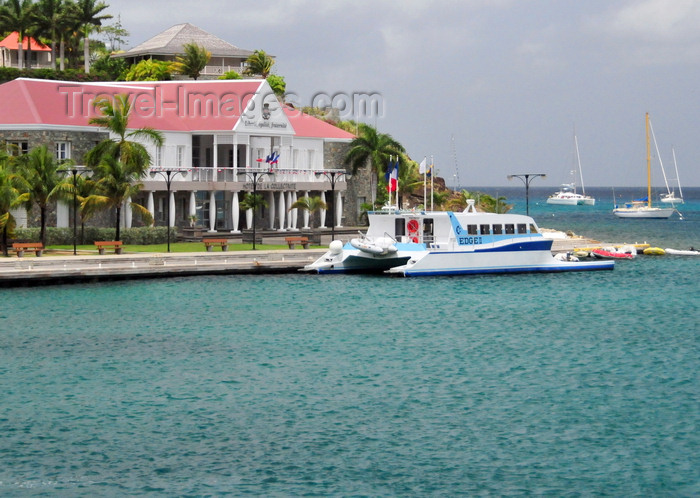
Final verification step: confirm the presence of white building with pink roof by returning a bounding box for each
[0,78,359,233]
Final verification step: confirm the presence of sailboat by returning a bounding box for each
[547,133,595,206]
[613,113,675,219]
[660,148,684,204]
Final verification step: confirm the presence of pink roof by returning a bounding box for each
[0,32,50,51]
[0,78,355,140]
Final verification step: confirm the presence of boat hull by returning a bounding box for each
[386,241,614,276]
[613,207,675,218]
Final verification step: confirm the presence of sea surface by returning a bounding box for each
[1,187,699,496]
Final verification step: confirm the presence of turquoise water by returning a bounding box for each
[1,188,699,496]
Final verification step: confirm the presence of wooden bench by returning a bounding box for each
[285,236,310,249]
[203,238,229,251]
[94,240,123,255]
[12,242,44,257]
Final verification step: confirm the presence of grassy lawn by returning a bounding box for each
[45,242,323,253]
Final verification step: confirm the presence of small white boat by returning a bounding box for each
[304,200,614,276]
[664,248,700,256]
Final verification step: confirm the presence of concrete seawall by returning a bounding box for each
[0,250,327,286]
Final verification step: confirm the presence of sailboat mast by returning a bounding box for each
[574,134,586,195]
[646,112,652,207]
[649,117,671,196]
[672,148,684,200]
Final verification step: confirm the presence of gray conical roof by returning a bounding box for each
[121,23,255,58]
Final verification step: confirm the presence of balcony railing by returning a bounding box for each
[200,65,248,76]
[147,167,348,185]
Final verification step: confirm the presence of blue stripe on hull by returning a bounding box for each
[401,262,614,277]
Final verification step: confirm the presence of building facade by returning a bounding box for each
[0,78,360,233]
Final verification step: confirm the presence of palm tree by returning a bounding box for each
[171,42,211,80]
[0,155,30,256]
[239,192,267,211]
[86,93,164,174]
[15,145,69,246]
[74,0,111,73]
[32,0,74,70]
[289,195,327,227]
[83,155,152,241]
[244,50,274,78]
[344,123,405,204]
[289,195,327,213]
[0,0,35,70]
[71,173,99,244]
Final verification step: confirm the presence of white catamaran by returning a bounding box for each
[547,134,595,206]
[304,200,614,276]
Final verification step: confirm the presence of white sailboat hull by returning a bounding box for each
[660,194,683,204]
[613,206,675,218]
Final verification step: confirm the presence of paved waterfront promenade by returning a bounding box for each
[0,250,327,286]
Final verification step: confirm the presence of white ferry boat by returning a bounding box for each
[304,201,614,276]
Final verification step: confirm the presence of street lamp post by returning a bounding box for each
[149,168,186,252]
[315,169,350,243]
[507,173,546,216]
[243,168,272,250]
[58,165,88,255]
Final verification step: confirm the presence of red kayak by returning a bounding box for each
[591,248,635,260]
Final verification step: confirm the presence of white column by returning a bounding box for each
[56,201,69,228]
[286,191,294,230]
[189,191,196,217]
[168,191,176,227]
[291,191,299,230]
[147,191,155,224]
[124,197,133,229]
[320,191,327,228]
[208,191,217,232]
[336,191,343,228]
[277,191,286,231]
[246,208,253,229]
[231,191,240,233]
[268,191,276,229]
[302,191,310,229]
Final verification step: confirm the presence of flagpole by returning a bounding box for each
[422,156,427,211]
[396,157,399,209]
[430,155,434,211]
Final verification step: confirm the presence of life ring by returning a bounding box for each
[407,219,419,233]
[411,236,420,243]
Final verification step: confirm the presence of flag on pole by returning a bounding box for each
[419,157,427,174]
[385,155,393,183]
[270,152,279,164]
[426,161,432,178]
[387,160,398,192]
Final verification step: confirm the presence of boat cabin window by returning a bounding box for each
[492,224,503,235]
[529,224,538,234]
[467,224,478,235]
[479,224,490,235]
[505,224,515,234]
[423,218,434,235]
[395,218,405,237]
[517,224,527,234]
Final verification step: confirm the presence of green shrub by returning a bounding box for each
[14,226,176,245]
[0,67,20,83]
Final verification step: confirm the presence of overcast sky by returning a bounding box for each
[103,0,700,187]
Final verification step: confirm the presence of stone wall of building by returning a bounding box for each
[0,129,108,164]
[323,140,370,227]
